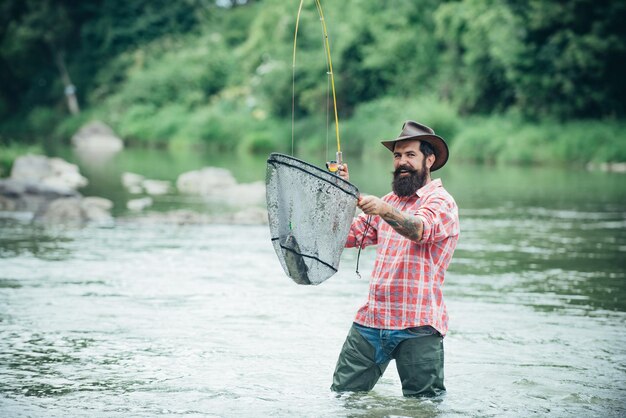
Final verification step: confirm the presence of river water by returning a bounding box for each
[1,150,625,417]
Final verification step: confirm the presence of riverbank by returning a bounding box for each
[331,97,626,168]
[2,114,626,210]
[5,104,625,172]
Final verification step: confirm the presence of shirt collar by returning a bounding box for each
[416,178,442,198]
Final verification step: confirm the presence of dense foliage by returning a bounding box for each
[1,0,624,163]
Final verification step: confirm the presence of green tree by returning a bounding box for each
[334,0,441,113]
[0,0,82,122]
[0,0,207,139]
[433,0,626,119]
[511,0,626,118]
[434,0,521,114]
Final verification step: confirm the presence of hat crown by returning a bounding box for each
[400,120,435,138]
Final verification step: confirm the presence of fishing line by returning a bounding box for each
[325,60,331,162]
[291,1,364,281]
[355,215,373,279]
[315,1,332,162]
[292,0,342,161]
[291,0,305,157]
[314,0,341,159]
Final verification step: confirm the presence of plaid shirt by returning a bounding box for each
[346,179,459,335]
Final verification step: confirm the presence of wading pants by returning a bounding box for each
[331,323,445,397]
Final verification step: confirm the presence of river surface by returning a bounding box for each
[1,149,625,417]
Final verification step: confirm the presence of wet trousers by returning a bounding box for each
[331,323,445,397]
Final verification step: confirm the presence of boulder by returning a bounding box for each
[0,178,79,212]
[141,179,170,195]
[71,121,123,153]
[121,172,170,195]
[1,155,113,226]
[10,154,49,182]
[83,196,114,220]
[33,197,113,226]
[177,167,237,195]
[176,167,266,207]
[121,172,145,189]
[10,154,87,190]
[34,198,85,226]
[127,197,153,212]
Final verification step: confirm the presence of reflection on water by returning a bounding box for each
[0,222,74,260]
[1,150,625,416]
[454,205,626,312]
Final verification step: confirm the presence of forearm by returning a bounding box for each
[380,204,423,241]
[358,195,423,241]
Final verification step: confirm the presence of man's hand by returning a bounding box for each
[358,195,390,216]
[337,163,349,182]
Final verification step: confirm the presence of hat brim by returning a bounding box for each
[381,134,449,171]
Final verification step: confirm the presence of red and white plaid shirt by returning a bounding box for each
[346,178,459,335]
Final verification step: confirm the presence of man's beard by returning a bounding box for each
[392,160,428,197]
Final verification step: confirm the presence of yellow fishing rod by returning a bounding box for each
[292,0,343,171]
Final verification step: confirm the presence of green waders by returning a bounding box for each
[331,324,445,397]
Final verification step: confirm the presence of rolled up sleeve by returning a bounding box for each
[345,213,379,248]
[415,196,459,244]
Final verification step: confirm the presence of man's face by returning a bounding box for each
[391,140,433,197]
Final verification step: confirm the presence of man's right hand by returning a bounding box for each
[337,163,349,182]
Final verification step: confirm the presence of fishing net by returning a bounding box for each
[266,153,359,285]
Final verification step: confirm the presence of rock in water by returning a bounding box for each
[10,155,87,190]
[71,121,123,153]
[176,167,237,195]
[1,155,113,226]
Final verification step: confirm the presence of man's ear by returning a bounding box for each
[425,154,436,170]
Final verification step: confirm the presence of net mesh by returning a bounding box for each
[266,153,359,285]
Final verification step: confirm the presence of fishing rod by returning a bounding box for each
[292,0,343,173]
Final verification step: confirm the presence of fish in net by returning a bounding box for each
[266,153,359,285]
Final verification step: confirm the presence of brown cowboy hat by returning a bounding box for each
[381,120,449,171]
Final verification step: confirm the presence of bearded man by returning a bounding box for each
[332,120,460,397]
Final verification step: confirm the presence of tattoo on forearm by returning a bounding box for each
[382,207,423,241]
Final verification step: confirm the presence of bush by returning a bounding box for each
[551,121,626,164]
[450,116,626,166]
[238,132,278,155]
[451,117,513,164]
[496,123,553,165]
[106,34,235,108]
[114,103,159,141]
[27,107,60,134]
[53,111,96,142]
[340,96,461,156]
